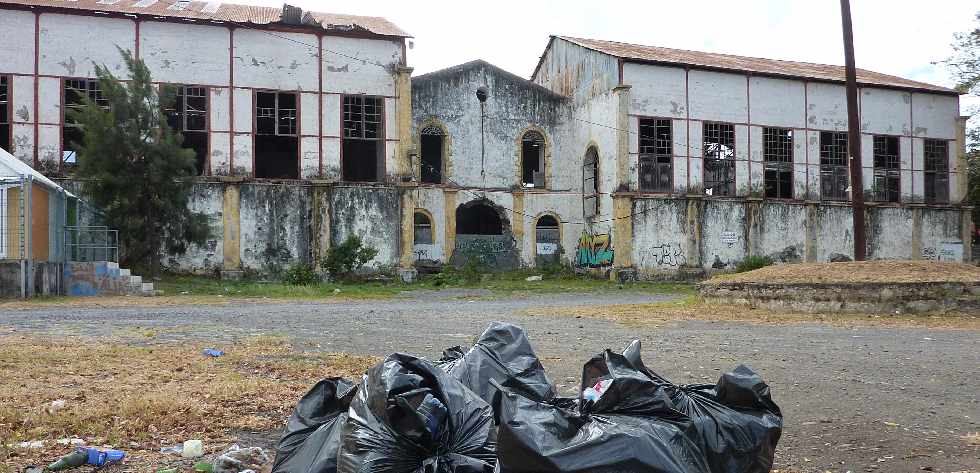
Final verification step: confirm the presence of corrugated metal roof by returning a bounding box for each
[0,0,410,37]
[556,36,957,95]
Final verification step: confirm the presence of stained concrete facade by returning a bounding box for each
[0,2,972,278]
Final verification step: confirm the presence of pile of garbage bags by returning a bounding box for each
[271,322,782,473]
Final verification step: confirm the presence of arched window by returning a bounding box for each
[414,211,433,244]
[420,125,444,184]
[583,147,599,218]
[456,202,503,235]
[535,215,560,257]
[521,130,545,188]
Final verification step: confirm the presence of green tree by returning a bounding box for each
[69,48,209,274]
[943,12,980,228]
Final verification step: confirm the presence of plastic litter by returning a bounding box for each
[202,348,225,357]
[46,447,125,471]
[437,322,555,403]
[182,439,204,458]
[336,353,496,473]
[271,378,356,473]
[213,444,270,473]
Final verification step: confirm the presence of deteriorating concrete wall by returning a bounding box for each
[532,38,620,104]
[239,184,311,272]
[164,184,224,274]
[329,186,400,268]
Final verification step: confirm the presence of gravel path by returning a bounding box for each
[2,289,977,473]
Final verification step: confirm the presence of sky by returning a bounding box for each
[239,0,978,114]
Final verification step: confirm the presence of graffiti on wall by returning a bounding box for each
[649,243,687,267]
[450,235,520,270]
[576,232,614,268]
[922,241,963,262]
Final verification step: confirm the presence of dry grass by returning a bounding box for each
[521,296,980,330]
[965,432,980,446]
[0,335,377,472]
[704,261,980,285]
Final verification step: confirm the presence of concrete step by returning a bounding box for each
[119,268,131,277]
[129,275,142,286]
[141,282,154,293]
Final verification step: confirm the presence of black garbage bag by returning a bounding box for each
[620,340,783,473]
[337,353,496,473]
[437,322,555,403]
[271,378,357,473]
[495,348,711,473]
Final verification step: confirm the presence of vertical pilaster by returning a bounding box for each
[962,209,973,263]
[612,195,633,271]
[310,184,330,266]
[953,116,969,204]
[399,190,414,269]
[686,198,703,268]
[613,85,632,192]
[910,207,923,260]
[444,189,457,262]
[512,192,525,265]
[222,183,240,270]
[804,203,818,262]
[396,66,415,179]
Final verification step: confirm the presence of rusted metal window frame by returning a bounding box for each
[341,94,385,182]
[164,85,208,133]
[702,121,736,197]
[638,117,673,193]
[872,135,901,203]
[62,78,108,166]
[0,75,9,152]
[582,146,599,218]
[419,124,445,184]
[762,127,793,199]
[819,131,849,201]
[256,90,298,137]
[413,211,433,245]
[923,138,949,204]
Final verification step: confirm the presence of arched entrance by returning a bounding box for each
[451,199,518,270]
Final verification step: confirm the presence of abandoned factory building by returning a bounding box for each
[0,0,972,279]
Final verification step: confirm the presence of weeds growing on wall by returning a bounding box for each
[734,256,774,273]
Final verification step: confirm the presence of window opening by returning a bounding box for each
[763,127,793,199]
[703,122,735,196]
[63,78,108,167]
[924,139,949,204]
[255,91,298,179]
[163,85,209,175]
[413,212,433,245]
[639,118,672,192]
[521,131,545,188]
[819,131,849,200]
[0,76,9,152]
[582,147,599,218]
[872,135,900,202]
[342,95,384,182]
[420,125,443,184]
[456,203,502,235]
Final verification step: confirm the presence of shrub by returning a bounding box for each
[735,255,774,273]
[282,263,319,286]
[321,236,378,280]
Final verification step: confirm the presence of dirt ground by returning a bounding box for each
[705,260,980,284]
[0,288,977,473]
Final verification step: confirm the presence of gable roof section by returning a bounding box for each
[0,147,72,196]
[539,36,957,95]
[414,59,570,102]
[0,0,410,38]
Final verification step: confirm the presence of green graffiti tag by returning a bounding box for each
[576,232,614,268]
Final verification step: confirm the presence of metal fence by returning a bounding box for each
[64,226,118,263]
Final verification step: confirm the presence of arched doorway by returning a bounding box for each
[535,214,561,267]
[452,200,517,270]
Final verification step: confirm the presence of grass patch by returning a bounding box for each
[521,297,980,330]
[155,270,692,300]
[0,335,376,472]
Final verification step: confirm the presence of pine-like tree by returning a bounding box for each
[69,48,209,274]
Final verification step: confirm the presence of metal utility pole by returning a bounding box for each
[840,0,867,261]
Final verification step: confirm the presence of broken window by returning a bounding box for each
[582,147,599,218]
[413,211,433,245]
[703,122,735,196]
[63,78,108,167]
[420,125,444,184]
[638,118,672,193]
[924,139,949,204]
[254,91,298,179]
[872,135,900,202]
[163,85,209,175]
[819,131,849,201]
[0,76,9,152]
[535,215,560,256]
[521,131,545,188]
[763,127,793,199]
[456,202,502,235]
[343,95,384,182]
